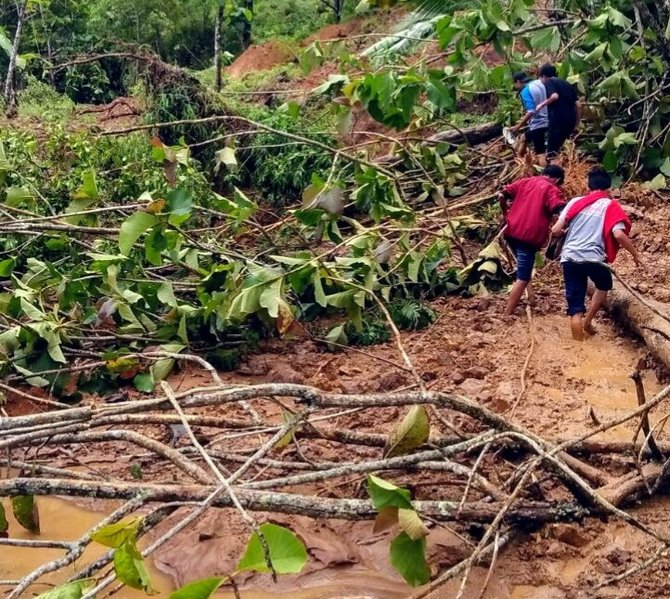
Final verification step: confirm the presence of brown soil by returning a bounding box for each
[5,180,670,598]
[226,41,298,79]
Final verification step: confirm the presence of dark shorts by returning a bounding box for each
[562,260,613,316]
[547,119,576,159]
[507,237,537,283]
[525,127,547,155]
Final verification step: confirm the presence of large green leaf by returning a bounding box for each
[35,581,93,599]
[384,405,430,458]
[5,186,34,207]
[367,475,413,510]
[389,533,430,587]
[134,373,155,393]
[150,343,185,382]
[215,147,238,173]
[91,517,142,549]
[113,540,154,593]
[166,188,193,226]
[73,168,100,201]
[0,503,7,538]
[169,577,225,599]
[237,523,308,575]
[12,495,40,533]
[119,212,157,256]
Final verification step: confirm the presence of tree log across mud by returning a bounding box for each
[607,282,670,369]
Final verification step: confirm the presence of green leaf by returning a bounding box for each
[91,517,142,549]
[158,283,178,308]
[215,147,238,173]
[389,533,430,587]
[384,405,430,458]
[133,373,155,393]
[274,410,297,450]
[166,188,193,226]
[237,523,307,575]
[12,495,40,533]
[114,540,154,593]
[35,581,93,599]
[145,228,167,266]
[530,26,560,52]
[660,157,670,177]
[0,258,15,277]
[119,212,157,256]
[325,324,348,350]
[169,578,225,599]
[367,475,413,510]
[584,42,607,63]
[0,503,7,538]
[602,150,618,173]
[5,186,34,207]
[644,174,666,190]
[150,344,184,382]
[425,77,456,112]
[606,6,632,29]
[73,168,100,201]
[613,132,637,148]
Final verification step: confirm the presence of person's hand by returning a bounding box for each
[509,124,519,133]
[634,256,646,270]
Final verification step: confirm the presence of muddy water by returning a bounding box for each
[0,497,174,597]
[0,497,406,599]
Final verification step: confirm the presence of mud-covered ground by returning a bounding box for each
[5,187,670,599]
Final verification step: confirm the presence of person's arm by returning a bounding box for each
[511,111,533,132]
[499,181,520,214]
[613,229,645,267]
[535,92,558,112]
[551,216,566,236]
[497,192,509,214]
[511,88,535,132]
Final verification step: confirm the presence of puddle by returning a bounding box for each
[0,497,408,599]
[0,496,174,596]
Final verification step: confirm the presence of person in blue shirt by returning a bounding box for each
[510,72,549,166]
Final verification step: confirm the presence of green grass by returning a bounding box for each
[17,76,76,123]
[252,0,338,43]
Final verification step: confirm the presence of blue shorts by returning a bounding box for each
[506,237,537,282]
[562,260,613,316]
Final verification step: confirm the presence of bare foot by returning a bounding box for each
[583,321,597,336]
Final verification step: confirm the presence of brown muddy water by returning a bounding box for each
[0,497,409,598]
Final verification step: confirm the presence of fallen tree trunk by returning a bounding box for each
[607,283,670,369]
[424,121,503,146]
[0,477,590,525]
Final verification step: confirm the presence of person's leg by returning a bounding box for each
[583,263,614,335]
[517,132,528,157]
[531,128,548,167]
[505,243,536,316]
[562,261,588,341]
[546,126,560,164]
[506,280,528,316]
[583,290,607,335]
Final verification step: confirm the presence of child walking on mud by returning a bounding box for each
[499,165,566,315]
[551,167,645,341]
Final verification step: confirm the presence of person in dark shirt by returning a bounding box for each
[498,164,566,315]
[535,64,581,163]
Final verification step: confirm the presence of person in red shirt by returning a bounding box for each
[498,165,566,315]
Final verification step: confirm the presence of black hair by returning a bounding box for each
[587,166,611,191]
[543,164,565,185]
[539,63,558,78]
[513,72,529,83]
